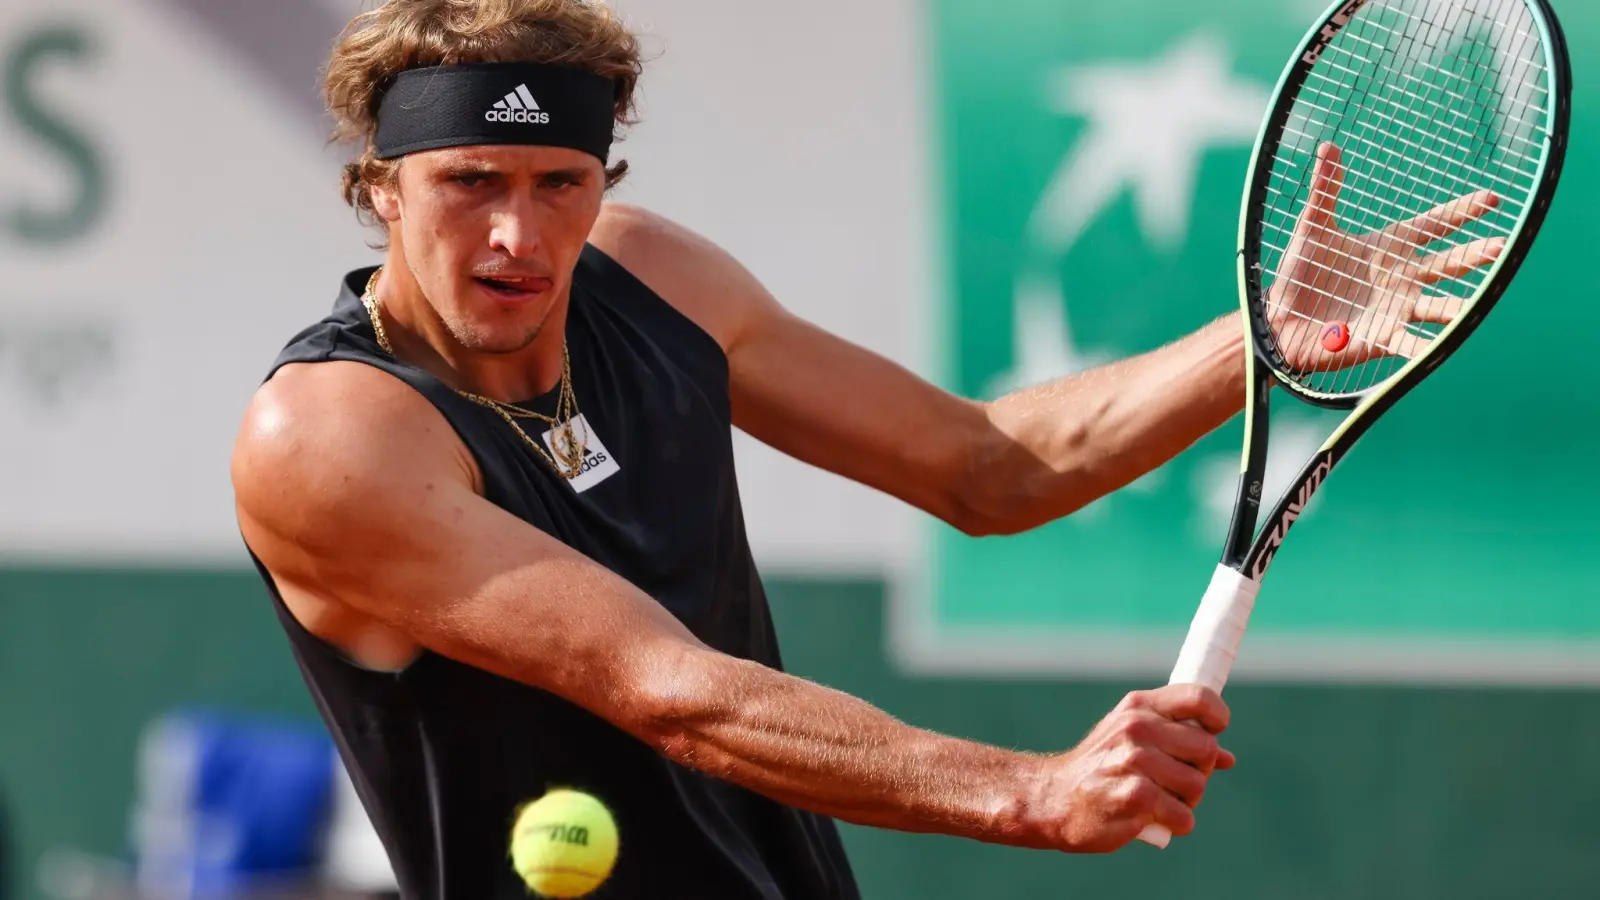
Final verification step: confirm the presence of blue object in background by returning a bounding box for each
[130,710,337,898]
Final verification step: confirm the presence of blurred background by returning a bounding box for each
[2,0,1598,898]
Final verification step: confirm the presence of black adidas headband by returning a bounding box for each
[372,62,616,162]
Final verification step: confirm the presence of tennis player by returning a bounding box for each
[230,1,1483,897]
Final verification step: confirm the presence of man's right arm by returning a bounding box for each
[231,361,1233,853]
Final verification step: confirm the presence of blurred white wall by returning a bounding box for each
[0,0,935,574]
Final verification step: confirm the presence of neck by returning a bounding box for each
[367,262,570,403]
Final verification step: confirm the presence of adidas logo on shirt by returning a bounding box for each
[486,84,550,124]
[539,413,621,493]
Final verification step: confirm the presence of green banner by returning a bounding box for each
[908,0,1600,683]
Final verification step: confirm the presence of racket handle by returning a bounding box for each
[1137,563,1261,850]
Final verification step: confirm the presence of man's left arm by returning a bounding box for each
[589,204,1249,537]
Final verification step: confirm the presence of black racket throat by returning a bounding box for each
[1226,326,1448,583]
[1222,354,1356,585]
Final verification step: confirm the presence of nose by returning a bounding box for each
[487,197,545,259]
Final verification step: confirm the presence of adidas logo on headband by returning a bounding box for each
[373,63,612,161]
[486,84,550,124]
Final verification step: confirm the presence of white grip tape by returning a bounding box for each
[1137,564,1261,850]
[1167,564,1261,693]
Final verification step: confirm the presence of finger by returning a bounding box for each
[1302,141,1346,231]
[1378,324,1431,360]
[1151,788,1198,839]
[1126,716,1224,770]
[1381,189,1500,247]
[1412,293,1464,325]
[1215,747,1237,771]
[1140,684,1231,734]
[1415,236,1506,286]
[1127,746,1210,808]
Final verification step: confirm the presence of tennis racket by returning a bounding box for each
[1138,0,1570,849]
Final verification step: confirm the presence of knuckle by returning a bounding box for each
[1120,690,1151,712]
[1116,743,1154,775]
[1120,714,1158,745]
[1120,778,1159,813]
[1106,775,1141,811]
[1178,683,1212,709]
[1175,684,1230,727]
[1156,684,1198,715]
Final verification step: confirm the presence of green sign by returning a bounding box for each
[907,0,1600,683]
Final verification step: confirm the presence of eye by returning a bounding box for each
[453,172,490,188]
[541,173,583,190]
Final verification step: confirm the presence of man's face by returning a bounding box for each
[374,145,606,354]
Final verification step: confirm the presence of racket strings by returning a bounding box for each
[1304,32,1548,155]
[1256,0,1551,396]
[1289,0,1544,393]
[1274,0,1535,310]
[1278,91,1537,200]
[1326,5,1545,224]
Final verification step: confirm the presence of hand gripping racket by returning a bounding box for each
[1138,0,1570,849]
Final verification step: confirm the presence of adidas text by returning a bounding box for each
[485,108,550,124]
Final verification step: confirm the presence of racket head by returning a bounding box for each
[1236,0,1571,411]
[1217,0,1570,579]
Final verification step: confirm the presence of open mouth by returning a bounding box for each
[474,276,552,300]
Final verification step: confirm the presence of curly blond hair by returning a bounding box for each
[324,0,644,231]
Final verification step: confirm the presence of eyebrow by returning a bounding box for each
[437,160,499,178]
[539,168,591,181]
[435,162,590,182]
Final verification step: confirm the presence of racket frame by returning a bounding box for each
[1140,0,1571,853]
[1225,0,1572,585]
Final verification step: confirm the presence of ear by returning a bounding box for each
[370,185,401,223]
[370,166,402,223]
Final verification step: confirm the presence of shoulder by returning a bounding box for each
[231,361,478,541]
[587,202,782,353]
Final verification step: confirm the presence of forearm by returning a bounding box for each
[635,645,1036,844]
[971,313,1249,534]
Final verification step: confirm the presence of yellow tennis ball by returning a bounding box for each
[508,789,619,898]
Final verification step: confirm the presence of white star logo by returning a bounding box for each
[986,32,1269,402]
[1026,32,1269,257]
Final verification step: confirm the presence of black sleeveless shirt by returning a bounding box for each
[244,246,861,900]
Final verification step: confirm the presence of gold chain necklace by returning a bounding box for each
[360,267,587,480]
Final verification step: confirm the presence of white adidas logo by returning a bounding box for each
[539,413,621,493]
[485,84,550,124]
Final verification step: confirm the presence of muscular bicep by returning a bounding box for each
[726,307,990,527]
[588,203,991,529]
[231,362,704,727]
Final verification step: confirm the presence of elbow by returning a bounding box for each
[947,483,1070,539]
[940,404,1021,537]
[941,460,1029,540]
[619,644,727,765]
[944,491,1016,538]
[944,409,1096,538]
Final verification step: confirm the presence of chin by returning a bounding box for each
[447,310,541,351]
[453,324,541,355]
